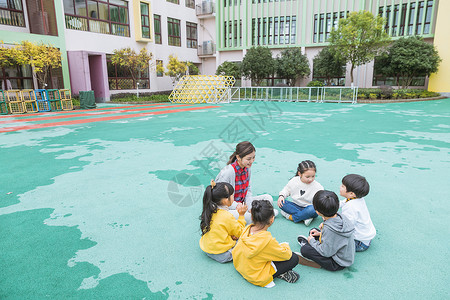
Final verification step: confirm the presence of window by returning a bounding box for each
[154,14,162,44]
[314,11,345,43]
[1,65,33,90]
[140,2,150,39]
[167,0,179,4]
[423,0,434,34]
[185,0,195,9]
[251,16,295,46]
[63,0,130,37]
[378,1,434,37]
[107,55,150,90]
[186,22,197,48]
[167,17,181,46]
[0,0,25,27]
[156,60,164,77]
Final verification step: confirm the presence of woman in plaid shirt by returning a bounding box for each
[216,141,278,223]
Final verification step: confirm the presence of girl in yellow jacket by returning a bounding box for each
[232,200,300,287]
[200,180,248,263]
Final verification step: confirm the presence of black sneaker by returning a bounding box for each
[297,235,308,247]
[277,270,300,283]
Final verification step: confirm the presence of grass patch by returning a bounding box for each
[110,94,170,103]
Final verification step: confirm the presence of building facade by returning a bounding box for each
[0,0,70,91]
[1,0,448,100]
[212,0,444,90]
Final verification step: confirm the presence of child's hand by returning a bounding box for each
[236,203,248,216]
[277,196,285,208]
[231,235,238,240]
[310,229,320,237]
[319,222,323,230]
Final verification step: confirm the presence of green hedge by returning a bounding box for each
[358,88,440,100]
[110,94,170,103]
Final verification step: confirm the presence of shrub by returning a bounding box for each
[307,80,324,87]
[369,93,378,99]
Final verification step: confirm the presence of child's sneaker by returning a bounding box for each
[277,270,299,283]
[297,235,308,247]
[304,218,313,226]
[279,209,291,220]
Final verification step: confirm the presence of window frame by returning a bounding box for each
[186,21,198,48]
[63,0,130,37]
[156,60,164,77]
[167,17,181,47]
[154,14,162,44]
[0,0,25,27]
[140,2,150,39]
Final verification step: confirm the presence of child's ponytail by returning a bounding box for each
[250,200,274,225]
[200,180,235,235]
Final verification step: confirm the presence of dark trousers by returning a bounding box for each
[273,253,298,277]
[300,243,345,271]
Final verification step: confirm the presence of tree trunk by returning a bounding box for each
[350,64,355,87]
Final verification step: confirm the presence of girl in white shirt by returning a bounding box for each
[277,160,324,226]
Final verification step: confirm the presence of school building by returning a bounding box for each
[0,0,449,101]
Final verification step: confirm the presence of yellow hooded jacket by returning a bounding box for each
[232,225,292,287]
[200,209,246,254]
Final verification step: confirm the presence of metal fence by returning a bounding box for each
[230,86,358,104]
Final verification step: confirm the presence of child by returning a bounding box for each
[278,160,323,226]
[297,190,355,271]
[232,200,300,288]
[199,180,248,263]
[339,174,376,252]
[216,141,277,223]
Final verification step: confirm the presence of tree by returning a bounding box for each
[187,62,200,75]
[328,11,391,86]
[241,46,275,86]
[374,36,441,89]
[216,61,241,79]
[8,41,62,89]
[313,47,346,86]
[111,47,152,94]
[275,47,310,86]
[164,54,187,85]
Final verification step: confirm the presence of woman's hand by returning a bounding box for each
[277,196,285,208]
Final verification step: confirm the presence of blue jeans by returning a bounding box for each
[205,249,233,263]
[355,240,370,252]
[280,200,318,223]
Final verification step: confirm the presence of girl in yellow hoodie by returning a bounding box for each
[232,200,300,287]
[200,180,248,263]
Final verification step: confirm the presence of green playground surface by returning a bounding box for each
[1,100,449,299]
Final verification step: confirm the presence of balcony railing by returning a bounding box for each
[65,15,130,37]
[198,41,216,56]
[0,9,25,27]
[196,2,215,16]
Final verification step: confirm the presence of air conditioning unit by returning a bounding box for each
[203,41,213,54]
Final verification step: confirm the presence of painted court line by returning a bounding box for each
[0,104,193,124]
[0,106,219,133]
[0,103,173,119]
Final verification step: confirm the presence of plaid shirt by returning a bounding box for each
[231,161,249,203]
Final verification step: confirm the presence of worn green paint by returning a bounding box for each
[1,100,450,298]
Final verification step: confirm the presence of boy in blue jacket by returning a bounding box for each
[297,190,355,271]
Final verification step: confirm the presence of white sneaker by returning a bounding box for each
[304,218,313,226]
[279,209,291,220]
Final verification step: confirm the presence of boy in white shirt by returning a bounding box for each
[339,174,376,252]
